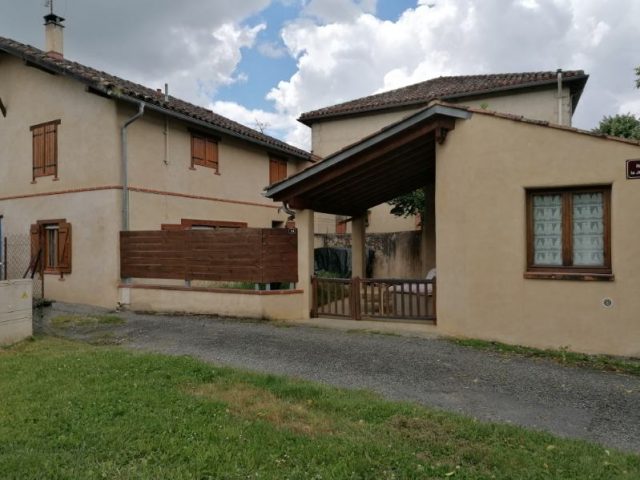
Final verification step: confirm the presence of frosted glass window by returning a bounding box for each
[572,192,604,266]
[532,194,562,266]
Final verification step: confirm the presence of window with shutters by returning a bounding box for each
[30,220,72,275]
[30,120,61,180]
[526,186,612,279]
[190,132,219,172]
[269,156,287,185]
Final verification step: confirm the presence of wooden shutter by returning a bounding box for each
[205,138,218,170]
[269,157,287,184]
[30,224,41,264]
[31,120,60,179]
[191,135,205,167]
[43,122,58,176]
[269,157,278,184]
[57,222,72,274]
[32,126,45,178]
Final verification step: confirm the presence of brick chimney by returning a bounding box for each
[44,13,65,59]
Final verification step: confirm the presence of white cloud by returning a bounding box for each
[0,0,270,105]
[217,0,640,151]
[303,0,377,22]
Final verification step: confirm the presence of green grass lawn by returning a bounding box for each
[452,338,640,377]
[1,338,638,479]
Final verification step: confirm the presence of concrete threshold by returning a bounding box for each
[288,317,440,339]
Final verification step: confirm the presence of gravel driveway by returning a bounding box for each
[41,303,640,453]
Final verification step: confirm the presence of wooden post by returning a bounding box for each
[432,280,437,323]
[351,276,361,320]
[310,276,318,318]
[3,237,7,280]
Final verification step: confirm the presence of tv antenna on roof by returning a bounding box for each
[45,0,54,15]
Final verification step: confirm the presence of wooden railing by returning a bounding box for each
[311,277,355,318]
[360,278,436,321]
[312,277,436,322]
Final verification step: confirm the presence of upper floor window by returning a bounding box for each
[526,186,611,278]
[191,132,219,172]
[30,119,61,180]
[269,156,287,185]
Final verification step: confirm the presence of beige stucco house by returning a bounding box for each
[268,91,640,358]
[301,70,588,235]
[0,17,311,308]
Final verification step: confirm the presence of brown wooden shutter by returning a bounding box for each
[279,158,287,181]
[192,135,205,167]
[44,122,58,176]
[57,222,72,274]
[30,224,41,264]
[269,157,278,184]
[205,138,218,170]
[32,126,45,178]
[269,157,287,184]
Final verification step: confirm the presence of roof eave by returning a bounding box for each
[298,74,589,126]
[0,43,310,162]
[267,104,471,200]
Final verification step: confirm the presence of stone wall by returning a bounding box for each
[315,231,423,279]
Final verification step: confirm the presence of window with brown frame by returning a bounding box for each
[30,220,72,274]
[31,119,61,180]
[526,186,611,279]
[269,156,287,185]
[161,219,247,231]
[190,132,219,172]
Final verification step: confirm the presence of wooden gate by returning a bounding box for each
[312,276,436,322]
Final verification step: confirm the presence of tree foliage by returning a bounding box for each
[636,65,640,89]
[593,113,640,140]
[388,189,425,218]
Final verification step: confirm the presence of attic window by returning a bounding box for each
[190,132,219,172]
[269,156,287,185]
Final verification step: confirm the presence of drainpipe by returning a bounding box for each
[121,102,145,231]
[556,69,563,125]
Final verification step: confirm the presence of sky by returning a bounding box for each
[1,0,639,150]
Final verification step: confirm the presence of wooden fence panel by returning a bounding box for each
[120,228,298,283]
[261,229,298,283]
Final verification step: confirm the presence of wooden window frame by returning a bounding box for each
[30,119,61,181]
[269,156,287,185]
[525,185,612,281]
[190,130,220,173]
[161,219,248,231]
[34,218,72,275]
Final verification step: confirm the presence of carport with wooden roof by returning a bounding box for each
[265,104,471,322]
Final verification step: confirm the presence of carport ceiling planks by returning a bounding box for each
[265,104,470,216]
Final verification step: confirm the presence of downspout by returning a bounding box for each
[121,102,145,231]
[556,69,563,125]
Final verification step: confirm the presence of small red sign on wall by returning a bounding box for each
[627,159,640,179]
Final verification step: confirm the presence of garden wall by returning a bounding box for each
[120,284,306,321]
[0,279,32,345]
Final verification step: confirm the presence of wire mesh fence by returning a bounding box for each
[3,234,43,299]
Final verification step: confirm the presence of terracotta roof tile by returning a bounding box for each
[0,36,310,160]
[299,71,588,124]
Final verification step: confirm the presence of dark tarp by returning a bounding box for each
[314,247,374,278]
